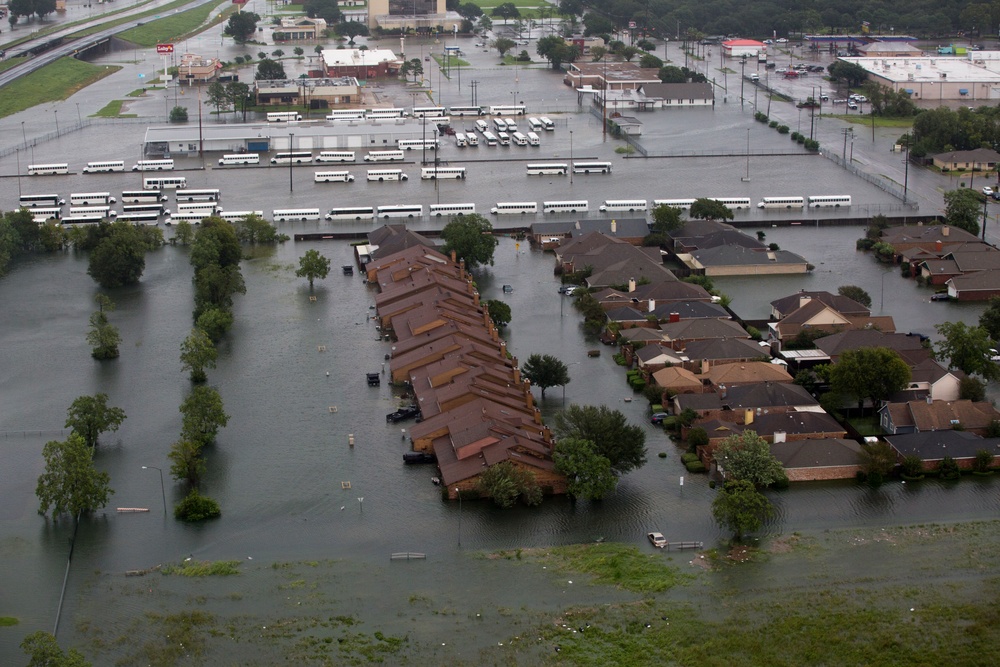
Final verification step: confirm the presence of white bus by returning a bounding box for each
[540,116,555,130]
[420,167,466,180]
[218,153,260,166]
[28,163,69,176]
[482,131,499,147]
[493,118,508,132]
[757,196,806,209]
[497,132,511,146]
[60,214,105,227]
[710,197,753,210]
[70,192,116,206]
[526,163,567,175]
[465,133,479,147]
[69,206,115,217]
[573,161,612,174]
[143,176,187,190]
[316,151,356,163]
[423,116,451,126]
[166,211,213,225]
[122,203,167,216]
[364,150,405,162]
[527,117,543,131]
[491,201,538,215]
[325,206,375,221]
[19,194,65,207]
[412,106,446,118]
[504,118,519,132]
[119,211,161,226]
[314,170,355,183]
[376,204,423,219]
[267,111,302,122]
[398,139,438,151]
[121,190,168,203]
[474,119,489,134]
[176,202,219,214]
[83,160,125,173]
[511,132,528,146]
[599,199,648,212]
[526,131,541,146]
[489,104,526,116]
[429,203,476,217]
[365,108,407,120]
[218,210,265,223]
[448,105,484,116]
[543,200,589,213]
[176,189,221,202]
[367,169,408,181]
[272,208,321,222]
[454,133,468,147]
[325,110,366,121]
[807,195,852,208]
[653,198,696,210]
[132,159,174,171]
[270,151,313,164]
[31,208,62,222]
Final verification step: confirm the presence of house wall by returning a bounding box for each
[704,263,810,276]
[954,288,1000,301]
[930,375,961,401]
[785,464,861,481]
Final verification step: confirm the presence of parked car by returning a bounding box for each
[648,532,667,548]
[650,412,670,425]
[847,102,859,110]
[776,37,788,43]
[403,452,437,464]
[386,405,421,423]
[983,186,994,197]
[558,285,579,295]
[930,292,950,301]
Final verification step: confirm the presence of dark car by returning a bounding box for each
[403,452,436,464]
[387,405,421,423]
[650,412,670,425]
[930,292,950,301]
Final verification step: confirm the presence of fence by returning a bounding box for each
[823,150,920,209]
[0,117,150,161]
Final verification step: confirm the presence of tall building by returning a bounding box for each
[367,0,460,32]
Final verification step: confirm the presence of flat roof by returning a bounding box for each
[841,56,1000,83]
[142,118,442,144]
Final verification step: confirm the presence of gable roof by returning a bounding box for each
[882,399,1000,432]
[660,318,749,342]
[703,361,792,385]
[879,224,981,248]
[688,245,809,269]
[814,330,928,359]
[885,430,1000,461]
[946,268,1000,293]
[723,383,819,409]
[651,300,730,320]
[684,338,770,362]
[770,290,870,319]
[651,365,702,390]
[770,438,863,469]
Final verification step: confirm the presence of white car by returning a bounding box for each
[648,532,667,548]
[776,38,788,43]
[984,187,994,197]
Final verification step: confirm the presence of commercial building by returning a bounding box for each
[321,48,400,78]
[839,56,1000,101]
[272,17,328,41]
[255,77,361,108]
[722,39,766,58]
[564,62,660,90]
[367,0,461,32]
[176,53,222,85]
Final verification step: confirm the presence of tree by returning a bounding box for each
[296,249,331,288]
[553,404,646,475]
[173,220,195,245]
[457,2,482,19]
[960,376,987,401]
[935,321,1000,380]
[477,15,492,32]
[440,214,498,269]
[21,631,92,667]
[553,436,617,500]
[400,58,424,82]
[837,285,872,308]
[226,81,252,121]
[234,213,282,245]
[293,47,304,57]
[712,479,773,541]
[225,11,259,41]
[36,433,113,519]
[168,439,206,486]
[271,49,285,58]
[87,220,153,288]
[180,328,218,383]
[979,296,1000,342]
[86,310,120,360]
[859,441,896,484]
[65,394,126,448]
[558,0,582,15]
[649,204,684,235]
[337,20,369,44]
[582,13,612,36]
[304,0,341,23]
[206,81,231,117]
[180,385,230,446]
[619,46,641,62]
[492,37,517,57]
[659,65,687,83]
[175,488,221,521]
[485,299,512,328]
[713,430,786,487]
[829,346,912,408]
[195,307,234,343]
[689,198,734,221]
[491,2,520,19]
[256,58,286,81]
[639,53,663,69]
[521,353,570,398]
[827,60,869,88]
[943,189,983,236]
[476,460,541,508]
[536,35,578,69]
[589,45,607,62]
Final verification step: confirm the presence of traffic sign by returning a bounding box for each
[156,44,174,54]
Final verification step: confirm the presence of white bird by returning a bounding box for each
[340,506,345,511]
[326,371,330,376]
[247,556,253,560]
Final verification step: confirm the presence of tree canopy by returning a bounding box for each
[65,393,126,448]
[180,328,218,383]
[521,353,570,398]
[689,198,734,222]
[256,58,286,81]
[713,430,786,488]
[829,346,912,408]
[337,20,369,43]
[712,479,773,541]
[536,35,579,70]
[979,296,1000,342]
[944,188,984,237]
[476,460,541,508]
[490,2,520,19]
[553,404,646,475]
[21,631,92,667]
[485,299,512,329]
[553,436,617,500]
[86,220,161,288]
[180,385,230,446]
[225,11,259,41]
[935,321,1000,380]
[35,433,113,519]
[440,214,498,269]
[827,61,869,88]
[303,0,341,23]
[837,285,872,308]
[296,249,331,288]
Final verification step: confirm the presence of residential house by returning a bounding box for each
[359,226,438,274]
[770,290,870,320]
[767,297,895,343]
[659,318,750,351]
[879,398,1000,435]
[946,269,1000,300]
[681,244,811,276]
[554,232,677,288]
[919,244,1000,285]
[673,381,819,419]
[878,224,981,257]
[650,301,730,321]
[930,148,1000,172]
[770,438,864,481]
[701,360,793,387]
[651,366,703,395]
[684,339,773,367]
[896,358,963,402]
[634,345,688,373]
[814,329,932,366]
[885,430,1000,470]
[591,281,713,313]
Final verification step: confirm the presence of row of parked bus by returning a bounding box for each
[267,105,533,124]
[25,159,178,176]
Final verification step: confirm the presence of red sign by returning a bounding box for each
[232,0,248,4]
[156,44,174,54]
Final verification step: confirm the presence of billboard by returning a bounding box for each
[156,44,174,54]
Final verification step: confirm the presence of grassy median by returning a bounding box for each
[0,58,120,119]
[117,1,232,48]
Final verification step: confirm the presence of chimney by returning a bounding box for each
[628,277,636,292]
[773,431,786,443]
[701,358,709,374]
[648,299,655,313]
[451,250,457,263]
[745,408,754,425]
[926,395,933,404]
[512,366,521,383]
[935,239,943,252]
[611,219,617,233]
[473,292,480,306]
[799,295,812,309]
[942,225,950,237]
[669,312,680,323]
[718,384,727,399]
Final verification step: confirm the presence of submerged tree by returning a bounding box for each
[35,433,113,519]
[521,353,570,398]
[180,328,218,383]
[712,479,773,541]
[296,249,331,289]
[65,394,127,448]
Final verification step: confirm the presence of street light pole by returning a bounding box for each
[456,488,462,547]
[569,130,574,184]
[141,466,166,516]
[288,132,294,192]
[982,196,989,241]
[54,109,59,134]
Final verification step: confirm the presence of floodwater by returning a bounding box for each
[2,21,1000,663]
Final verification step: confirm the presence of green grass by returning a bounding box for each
[92,100,137,118]
[0,59,23,74]
[830,113,915,128]
[0,58,121,119]
[117,2,227,48]
[528,543,690,594]
[0,0,159,51]
[847,415,882,436]
[0,617,19,626]
[160,560,241,577]
[69,0,197,40]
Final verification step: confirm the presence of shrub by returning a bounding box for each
[754,111,768,122]
[901,455,924,477]
[684,460,707,473]
[791,131,801,140]
[974,449,994,473]
[796,135,806,144]
[937,456,961,480]
[856,238,875,251]
[612,353,627,366]
[768,120,778,128]
[658,452,667,458]
[688,427,709,448]
[174,489,221,522]
[681,452,700,464]
[777,125,790,134]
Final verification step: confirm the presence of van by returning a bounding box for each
[749,73,760,82]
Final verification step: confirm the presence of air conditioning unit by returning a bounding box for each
[941,72,947,78]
